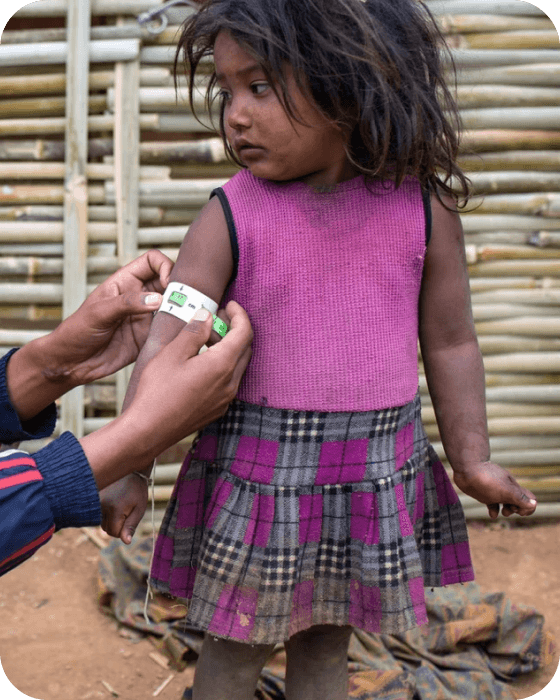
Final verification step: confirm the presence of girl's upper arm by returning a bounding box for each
[418,194,476,351]
[170,193,234,305]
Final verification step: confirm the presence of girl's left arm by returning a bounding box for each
[418,194,537,518]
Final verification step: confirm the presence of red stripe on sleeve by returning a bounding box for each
[0,525,55,568]
[0,470,43,491]
[0,456,38,472]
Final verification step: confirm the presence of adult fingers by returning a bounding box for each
[121,505,145,545]
[83,291,163,332]
[166,308,214,358]
[114,250,174,292]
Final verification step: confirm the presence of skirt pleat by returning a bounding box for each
[150,396,474,644]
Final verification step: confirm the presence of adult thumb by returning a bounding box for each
[167,307,214,358]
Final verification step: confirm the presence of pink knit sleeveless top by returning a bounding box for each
[220,170,428,412]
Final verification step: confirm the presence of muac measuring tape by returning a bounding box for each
[158,281,228,337]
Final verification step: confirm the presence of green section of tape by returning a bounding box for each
[212,315,229,338]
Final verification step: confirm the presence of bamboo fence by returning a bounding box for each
[0,0,559,530]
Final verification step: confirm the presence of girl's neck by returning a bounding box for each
[291,159,360,192]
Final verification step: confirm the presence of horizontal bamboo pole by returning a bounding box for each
[465,193,560,216]
[461,130,560,152]
[0,162,170,180]
[140,138,227,164]
[465,171,560,195]
[491,449,560,466]
[0,68,170,97]
[461,213,560,231]
[450,30,560,50]
[0,204,188,226]
[472,288,560,305]
[1,23,145,44]
[467,244,560,262]
[0,329,48,346]
[422,402,560,425]
[484,384,560,403]
[477,336,560,354]
[468,260,560,277]
[0,138,116,162]
[0,256,119,277]
[460,107,560,131]
[0,222,116,243]
[105,178,227,207]
[0,40,141,68]
[0,305,61,322]
[107,86,211,114]
[448,48,560,68]
[472,304,560,320]
[482,352,560,374]
[486,372,560,388]
[456,63,560,87]
[464,232,560,247]
[0,184,105,205]
[0,95,107,119]
[0,114,214,137]
[455,85,560,110]
[475,316,560,337]
[459,151,560,172]
[14,0,163,17]
[469,277,560,292]
[424,417,560,440]
[438,14,555,34]
[426,1,545,16]
[0,137,227,165]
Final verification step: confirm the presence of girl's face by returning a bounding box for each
[214,31,356,188]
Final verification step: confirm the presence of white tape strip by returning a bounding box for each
[158,282,218,322]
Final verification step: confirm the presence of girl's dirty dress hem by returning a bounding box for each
[150,394,474,645]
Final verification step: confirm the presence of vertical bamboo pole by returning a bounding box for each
[60,0,91,437]
[114,18,141,411]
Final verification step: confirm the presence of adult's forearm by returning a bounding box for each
[5,334,77,422]
[79,412,154,491]
[422,339,490,473]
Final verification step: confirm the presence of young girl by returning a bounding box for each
[101,1,537,698]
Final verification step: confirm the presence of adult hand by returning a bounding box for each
[6,250,173,422]
[39,249,173,386]
[453,461,537,519]
[87,301,253,542]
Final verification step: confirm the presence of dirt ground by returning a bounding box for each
[1,520,559,700]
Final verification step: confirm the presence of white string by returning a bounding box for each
[143,458,158,625]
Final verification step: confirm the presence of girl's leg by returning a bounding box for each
[192,634,275,700]
[284,624,353,700]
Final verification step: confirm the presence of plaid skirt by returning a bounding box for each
[150,395,475,645]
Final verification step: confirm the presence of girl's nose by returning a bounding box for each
[226,95,252,131]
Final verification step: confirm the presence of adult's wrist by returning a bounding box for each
[5,335,78,423]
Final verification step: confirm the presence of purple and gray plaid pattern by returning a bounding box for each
[150,395,474,644]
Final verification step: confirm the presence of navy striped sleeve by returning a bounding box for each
[0,349,57,444]
[0,449,55,576]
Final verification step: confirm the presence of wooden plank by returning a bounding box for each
[60,0,91,438]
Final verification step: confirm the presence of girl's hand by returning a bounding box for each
[452,462,537,519]
[100,472,149,544]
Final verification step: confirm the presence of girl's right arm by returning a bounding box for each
[100,195,235,542]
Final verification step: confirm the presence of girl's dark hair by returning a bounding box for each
[175,0,470,203]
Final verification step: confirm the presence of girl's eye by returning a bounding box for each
[251,82,269,96]
[218,89,231,102]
